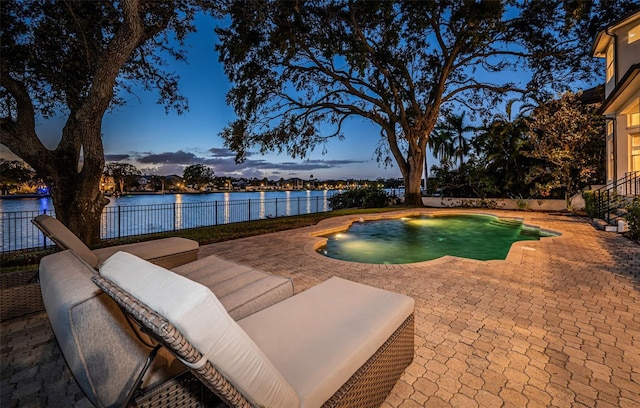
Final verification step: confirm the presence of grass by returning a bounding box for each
[1,207,404,269]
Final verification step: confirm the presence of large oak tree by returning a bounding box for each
[216,0,627,206]
[1,0,213,243]
[528,91,605,206]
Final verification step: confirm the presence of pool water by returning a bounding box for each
[318,214,557,264]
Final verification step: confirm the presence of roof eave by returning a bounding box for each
[591,9,640,57]
[598,64,640,115]
[591,31,608,58]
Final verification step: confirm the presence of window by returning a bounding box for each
[629,111,640,128]
[633,134,640,172]
[606,43,614,82]
[607,121,614,180]
[629,24,640,44]
[608,139,614,179]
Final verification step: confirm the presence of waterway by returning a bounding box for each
[0,190,335,213]
[1,190,339,252]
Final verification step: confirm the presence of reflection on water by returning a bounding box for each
[174,193,183,231]
[1,190,341,252]
[223,192,231,224]
[0,191,336,213]
[3,189,409,252]
[259,191,266,219]
[285,190,291,216]
[38,197,49,213]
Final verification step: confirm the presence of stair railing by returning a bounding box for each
[594,171,640,223]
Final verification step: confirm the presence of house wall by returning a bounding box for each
[607,110,640,183]
[422,195,585,212]
[604,19,640,97]
[600,15,640,182]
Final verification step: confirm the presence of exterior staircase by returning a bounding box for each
[593,171,639,232]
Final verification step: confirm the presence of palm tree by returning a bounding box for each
[434,112,475,169]
[424,123,455,191]
[428,128,455,167]
[472,105,534,196]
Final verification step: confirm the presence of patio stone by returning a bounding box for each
[1,209,639,407]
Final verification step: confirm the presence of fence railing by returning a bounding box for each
[1,195,334,254]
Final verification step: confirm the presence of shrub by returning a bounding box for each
[583,190,598,218]
[328,188,390,210]
[458,198,498,209]
[510,194,530,211]
[625,198,640,240]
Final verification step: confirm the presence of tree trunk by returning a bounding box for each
[49,172,106,245]
[404,153,426,207]
[1,0,159,245]
[43,121,107,245]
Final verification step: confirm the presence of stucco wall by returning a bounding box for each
[422,194,585,211]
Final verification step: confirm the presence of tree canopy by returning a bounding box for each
[527,92,605,204]
[0,0,216,243]
[183,164,216,190]
[215,0,629,205]
[428,92,605,202]
[105,162,142,194]
[0,159,37,186]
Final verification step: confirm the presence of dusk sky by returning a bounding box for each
[1,13,404,181]
[0,12,602,181]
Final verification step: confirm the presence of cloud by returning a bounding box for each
[138,163,186,176]
[126,148,371,178]
[136,150,198,164]
[259,159,368,171]
[104,154,130,162]
[209,147,255,158]
[208,147,236,157]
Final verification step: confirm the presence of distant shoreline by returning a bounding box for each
[0,194,51,199]
[0,189,332,199]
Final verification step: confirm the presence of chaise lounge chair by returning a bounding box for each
[40,249,295,407]
[93,252,415,408]
[32,214,199,269]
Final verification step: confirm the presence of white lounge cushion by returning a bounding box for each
[99,252,300,408]
[172,255,294,320]
[93,237,198,267]
[238,277,415,408]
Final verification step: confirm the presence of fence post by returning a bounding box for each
[248,199,251,221]
[118,206,121,238]
[173,203,177,231]
[275,198,278,217]
[215,201,218,225]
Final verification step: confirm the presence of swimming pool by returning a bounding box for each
[318,213,557,264]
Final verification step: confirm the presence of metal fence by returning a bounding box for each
[1,195,334,253]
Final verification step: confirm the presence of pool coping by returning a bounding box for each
[303,208,566,269]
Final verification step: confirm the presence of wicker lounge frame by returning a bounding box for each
[0,269,43,321]
[93,274,415,408]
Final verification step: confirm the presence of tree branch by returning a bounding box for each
[0,71,50,166]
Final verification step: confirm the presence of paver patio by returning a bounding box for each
[2,209,639,407]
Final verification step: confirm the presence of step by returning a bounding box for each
[615,208,628,217]
[592,219,618,232]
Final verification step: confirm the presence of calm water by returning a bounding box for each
[319,214,557,264]
[0,190,341,252]
[0,190,336,213]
